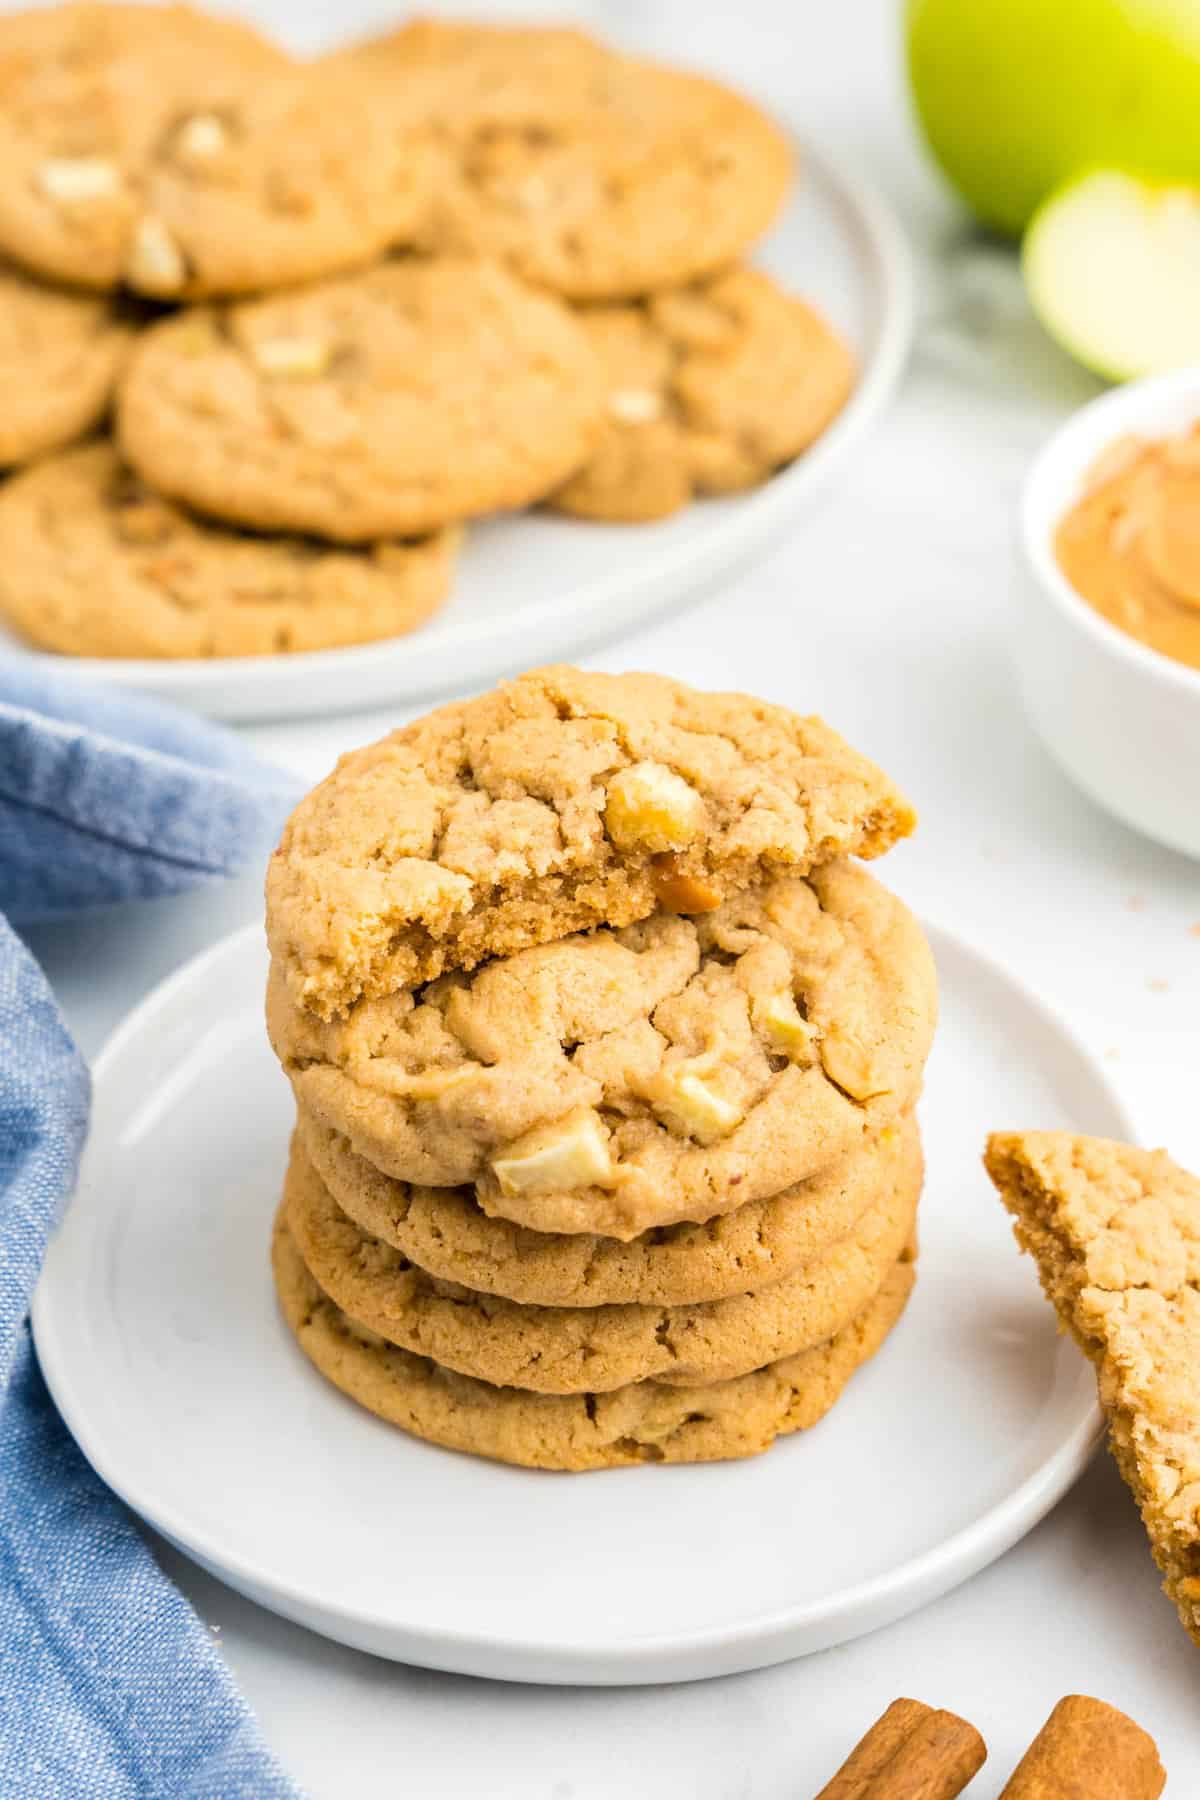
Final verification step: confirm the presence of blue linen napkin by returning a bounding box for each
[0,665,305,1799]
[0,664,298,921]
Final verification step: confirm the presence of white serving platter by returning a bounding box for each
[1,141,912,722]
[34,917,1127,1684]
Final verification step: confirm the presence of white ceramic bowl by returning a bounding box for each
[1019,368,1200,858]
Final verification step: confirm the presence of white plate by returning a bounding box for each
[34,918,1130,1685]
[2,142,912,723]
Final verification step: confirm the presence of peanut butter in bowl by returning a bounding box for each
[1055,424,1200,670]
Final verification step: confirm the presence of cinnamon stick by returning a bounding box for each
[815,1697,987,1798]
[998,1695,1165,1798]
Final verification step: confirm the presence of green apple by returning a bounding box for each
[1024,169,1200,378]
[907,0,1200,236]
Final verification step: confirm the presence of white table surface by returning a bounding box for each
[18,0,1200,1791]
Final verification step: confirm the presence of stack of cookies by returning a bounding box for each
[0,6,853,660]
[265,668,938,1471]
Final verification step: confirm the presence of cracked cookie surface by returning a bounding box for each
[273,1205,915,1470]
[0,442,459,659]
[265,665,917,1021]
[986,1131,1200,1649]
[271,859,935,1236]
[117,261,605,541]
[284,1128,918,1393]
[0,6,429,296]
[334,20,792,301]
[0,263,134,468]
[551,270,855,521]
[298,1107,920,1308]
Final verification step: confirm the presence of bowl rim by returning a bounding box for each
[1020,364,1200,699]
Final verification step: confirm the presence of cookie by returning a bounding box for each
[0,443,458,660]
[274,1205,915,1470]
[265,665,917,1021]
[337,20,792,301]
[986,1132,1200,1649]
[270,861,936,1238]
[284,1128,918,1394]
[550,271,855,522]
[298,1108,921,1309]
[0,263,134,468]
[116,260,604,541]
[0,7,430,296]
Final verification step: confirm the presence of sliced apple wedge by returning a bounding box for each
[1023,169,1200,381]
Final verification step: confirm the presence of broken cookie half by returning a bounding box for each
[985,1130,1200,1649]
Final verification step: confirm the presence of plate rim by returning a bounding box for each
[33,914,1127,1683]
[6,138,915,722]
